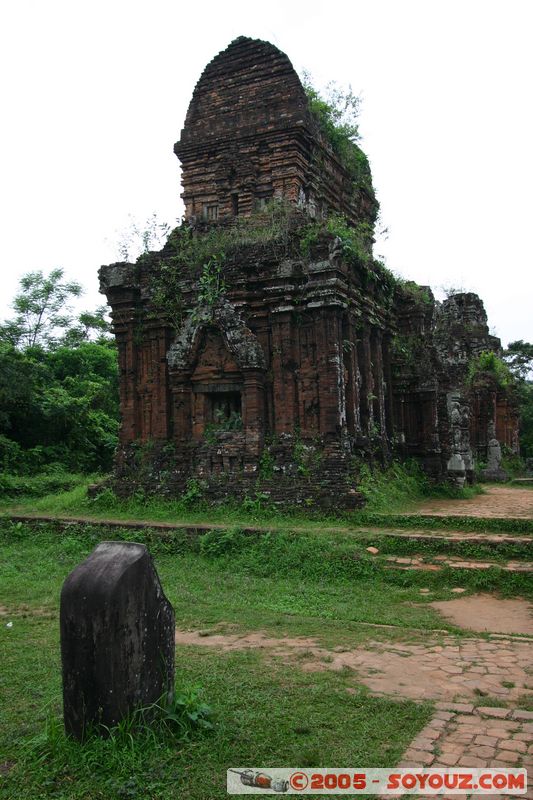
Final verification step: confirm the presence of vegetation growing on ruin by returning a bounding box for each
[466,350,513,390]
[0,457,494,530]
[299,212,398,299]
[160,199,293,266]
[396,280,433,305]
[356,460,482,514]
[202,410,243,444]
[390,333,418,367]
[301,74,374,191]
[150,201,400,329]
[148,200,295,327]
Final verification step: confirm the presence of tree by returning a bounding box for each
[0,339,119,474]
[300,73,371,186]
[59,306,111,348]
[503,340,533,460]
[0,268,82,349]
[0,270,113,351]
[0,270,119,474]
[301,72,361,144]
[503,340,533,381]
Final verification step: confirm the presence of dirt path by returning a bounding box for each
[430,595,533,635]
[175,615,533,704]
[412,486,533,519]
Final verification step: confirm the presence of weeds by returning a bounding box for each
[4,519,530,599]
[0,471,93,500]
[356,511,533,535]
[355,459,482,514]
[12,686,213,799]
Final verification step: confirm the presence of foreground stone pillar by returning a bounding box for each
[60,541,175,741]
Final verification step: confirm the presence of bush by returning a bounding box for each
[356,460,430,512]
[301,75,373,189]
[466,351,513,390]
[0,434,24,472]
[0,341,119,475]
[0,471,87,499]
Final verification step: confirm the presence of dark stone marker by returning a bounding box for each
[60,541,175,740]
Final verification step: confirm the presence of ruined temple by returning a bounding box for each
[99,37,519,508]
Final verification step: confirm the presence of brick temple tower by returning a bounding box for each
[174,37,376,227]
[99,37,519,508]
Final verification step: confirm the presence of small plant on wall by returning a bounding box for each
[198,255,226,308]
[466,351,513,390]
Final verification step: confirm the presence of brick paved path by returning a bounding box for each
[176,627,533,796]
[396,704,533,798]
[412,486,533,519]
[401,704,533,769]
[337,636,533,704]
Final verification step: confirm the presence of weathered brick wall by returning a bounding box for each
[100,224,397,508]
[390,290,520,485]
[175,37,377,229]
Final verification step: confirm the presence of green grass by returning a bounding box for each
[0,522,459,636]
[356,512,533,534]
[3,469,531,538]
[2,521,531,619]
[1,516,531,799]
[0,471,93,500]
[0,522,440,800]
[1,470,530,799]
[1,629,431,799]
[356,461,484,513]
[0,459,487,527]
[349,531,532,561]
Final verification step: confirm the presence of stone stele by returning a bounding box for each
[60,541,175,740]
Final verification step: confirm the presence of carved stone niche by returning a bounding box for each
[60,541,175,741]
[167,300,267,446]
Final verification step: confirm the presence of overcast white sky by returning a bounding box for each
[1,0,531,345]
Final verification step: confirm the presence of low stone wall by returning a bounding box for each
[108,435,365,511]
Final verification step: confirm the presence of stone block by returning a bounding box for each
[477,706,510,719]
[60,541,175,740]
[513,710,533,721]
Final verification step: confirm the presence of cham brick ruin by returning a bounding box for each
[99,37,519,509]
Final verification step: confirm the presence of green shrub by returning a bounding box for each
[466,351,513,390]
[501,448,525,477]
[0,471,87,499]
[356,460,430,512]
[200,526,247,557]
[0,434,23,472]
[301,75,373,190]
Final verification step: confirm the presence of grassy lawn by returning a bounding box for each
[0,521,439,800]
[0,474,531,800]
[2,472,533,536]
[1,614,431,799]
